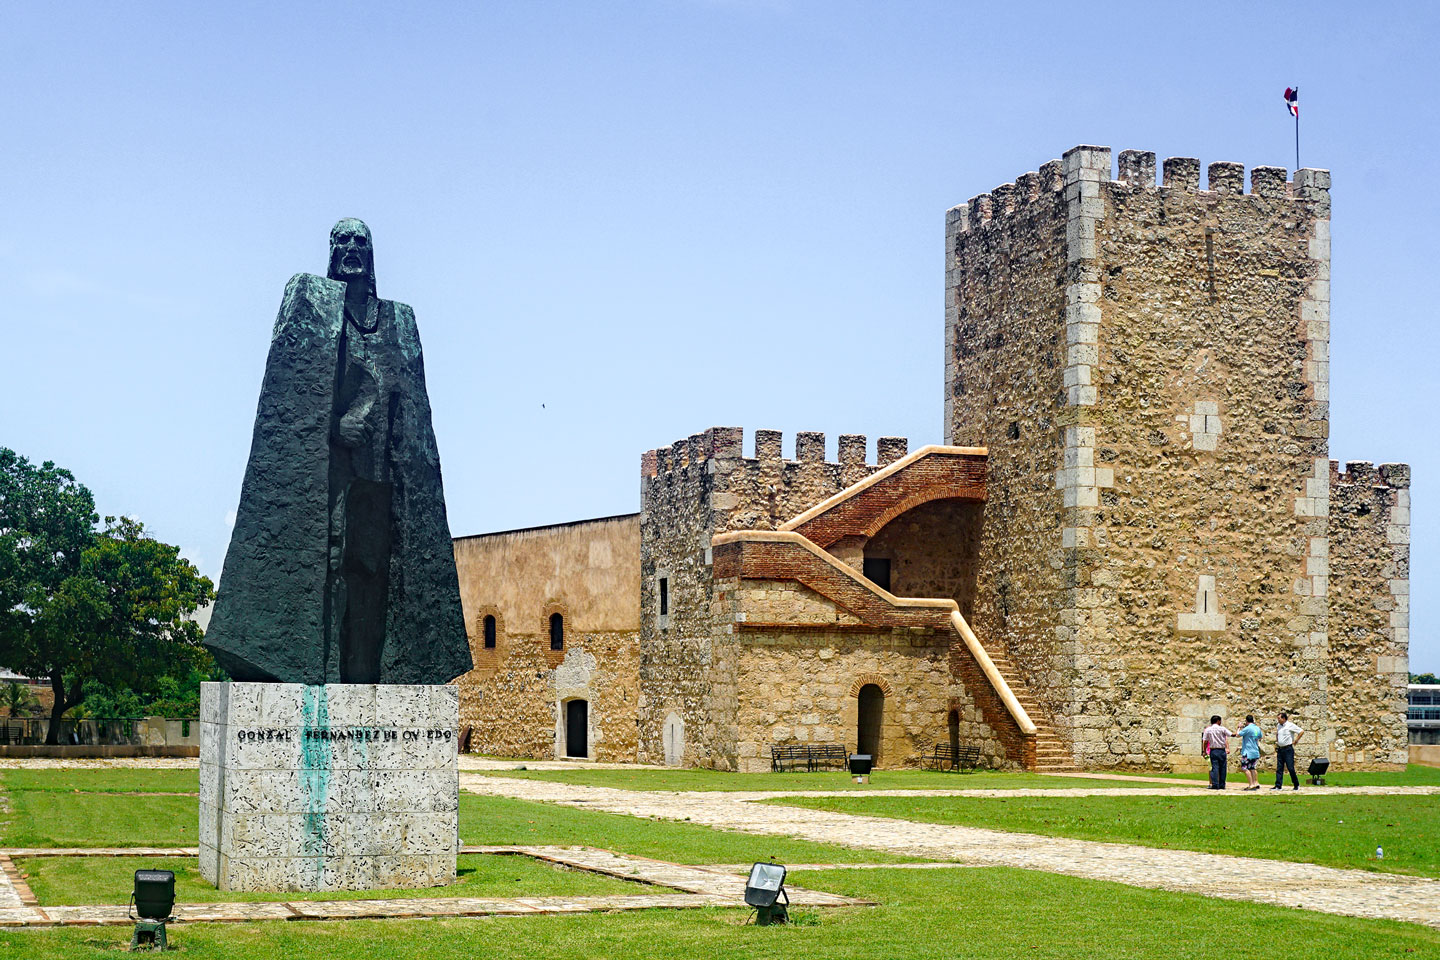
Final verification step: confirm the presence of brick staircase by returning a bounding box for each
[982,647,1072,772]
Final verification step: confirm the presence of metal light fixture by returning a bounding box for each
[744,861,789,926]
[129,868,176,951]
[1307,757,1330,786]
[849,753,873,784]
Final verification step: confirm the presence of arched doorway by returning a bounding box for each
[948,709,960,756]
[857,684,884,760]
[565,699,588,758]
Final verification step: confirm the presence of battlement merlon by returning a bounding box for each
[946,145,1333,241]
[1331,460,1412,490]
[641,428,911,478]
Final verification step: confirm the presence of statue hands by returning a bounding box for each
[338,410,373,448]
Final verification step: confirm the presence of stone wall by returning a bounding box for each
[947,145,1407,769]
[639,428,924,770]
[452,515,640,761]
[729,628,961,772]
[865,499,983,619]
[1328,461,1410,766]
[945,160,1075,741]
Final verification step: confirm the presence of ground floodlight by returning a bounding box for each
[848,753,873,783]
[129,868,175,951]
[745,861,789,925]
[1307,757,1330,786]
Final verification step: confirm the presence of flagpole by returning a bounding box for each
[1294,86,1300,170]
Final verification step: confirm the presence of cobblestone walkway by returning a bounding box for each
[461,774,1440,929]
[0,844,863,926]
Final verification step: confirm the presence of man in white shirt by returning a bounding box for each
[1272,711,1305,790]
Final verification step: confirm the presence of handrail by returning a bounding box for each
[949,610,1036,736]
[713,528,1037,738]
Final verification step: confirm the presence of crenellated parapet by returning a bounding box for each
[642,427,909,480]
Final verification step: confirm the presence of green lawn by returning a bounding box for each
[459,793,914,864]
[765,793,1440,877]
[471,766,1164,792]
[0,790,199,847]
[19,853,640,905]
[1139,765,1440,788]
[0,768,910,865]
[4,865,1437,960]
[0,768,199,794]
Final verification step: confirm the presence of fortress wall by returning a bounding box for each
[945,159,1074,739]
[1327,461,1410,767]
[1086,152,1334,769]
[452,515,640,761]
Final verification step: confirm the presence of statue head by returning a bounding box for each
[328,218,376,298]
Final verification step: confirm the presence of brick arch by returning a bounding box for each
[848,674,893,698]
[542,599,571,666]
[856,488,979,542]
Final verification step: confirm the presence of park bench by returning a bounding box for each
[930,743,982,771]
[807,743,849,771]
[770,743,851,772]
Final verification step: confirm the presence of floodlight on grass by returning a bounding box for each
[848,753,872,783]
[129,868,175,951]
[745,861,789,926]
[1307,757,1330,786]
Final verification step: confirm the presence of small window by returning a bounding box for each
[549,612,564,651]
[863,557,891,592]
[483,615,496,649]
[659,577,669,616]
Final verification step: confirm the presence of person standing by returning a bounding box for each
[1272,712,1305,790]
[1236,715,1263,791]
[1202,715,1233,790]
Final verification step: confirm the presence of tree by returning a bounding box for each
[0,448,214,744]
[1413,672,1440,686]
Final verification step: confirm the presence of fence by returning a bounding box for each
[0,717,199,747]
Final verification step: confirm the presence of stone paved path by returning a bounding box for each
[462,774,1440,929]
[0,844,864,926]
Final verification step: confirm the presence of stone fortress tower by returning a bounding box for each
[453,144,1410,773]
[944,146,1409,769]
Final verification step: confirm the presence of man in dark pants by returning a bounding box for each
[1202,715,1232,790]
[1272,711,1305,790]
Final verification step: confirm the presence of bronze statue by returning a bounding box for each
[205,220,472,685]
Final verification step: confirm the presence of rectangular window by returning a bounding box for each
[483,615,496,649]
[659,577,669,616]
[863,558,892,592]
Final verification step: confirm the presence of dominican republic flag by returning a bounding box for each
[1284,87,1299,117]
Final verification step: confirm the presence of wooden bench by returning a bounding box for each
[930,743,982,772]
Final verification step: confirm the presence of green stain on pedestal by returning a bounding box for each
[300,686,333,871]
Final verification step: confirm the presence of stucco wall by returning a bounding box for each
[453,514,640,761]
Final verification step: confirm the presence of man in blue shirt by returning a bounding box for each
[1236,715,1263,791]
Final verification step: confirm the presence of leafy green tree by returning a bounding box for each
[0,448,214,743]
[1413,672,1440,685]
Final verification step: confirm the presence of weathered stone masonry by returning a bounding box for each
[452,142,1409,773]
[946,145,1408,769]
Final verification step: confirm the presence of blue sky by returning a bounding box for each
[2,1,1434,670]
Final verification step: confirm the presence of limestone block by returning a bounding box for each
[201,681,459,892]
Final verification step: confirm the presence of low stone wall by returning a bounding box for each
[200,682,458,892]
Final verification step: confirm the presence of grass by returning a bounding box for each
[3,865,1438,959]
[458,793,914,864]
[470,766,1164,792]
[1136,764,1440,788]
[17,853,641,905]
[765,793,1440,877]
[0,768,198,794]
[0,768,910,865]
[0,790,198,847]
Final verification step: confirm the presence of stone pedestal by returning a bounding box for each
[199,682,459,892]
